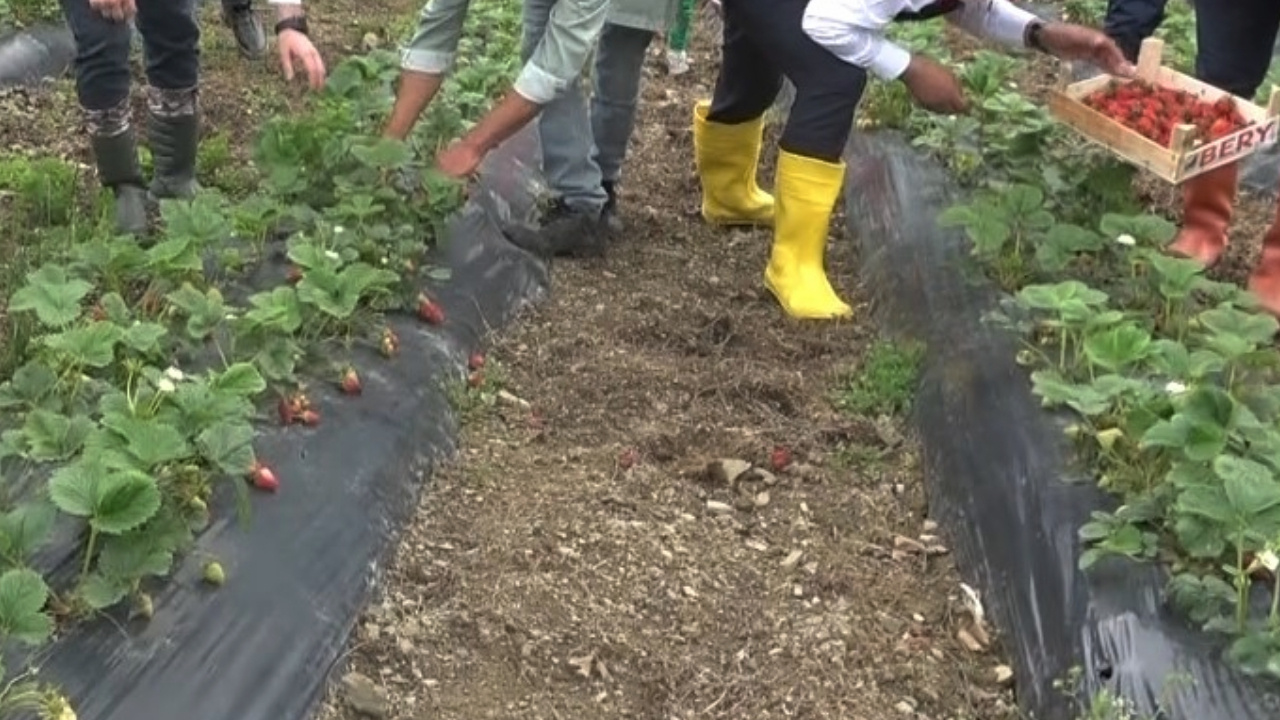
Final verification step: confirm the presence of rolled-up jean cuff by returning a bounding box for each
[513,62,566,105]
[400,47,454,74]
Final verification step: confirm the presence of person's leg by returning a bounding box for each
[60,0,147,236]
[589,23,655,232]
[693,0,782,227]
[1167,0,1280,269]
[1190,3,1280,313]
[666,0,696,75]
[136,0,202,200]
[221,0,266,60]
[1102,0,1169,63]
[517,0,609,257]
[717,0,866,320]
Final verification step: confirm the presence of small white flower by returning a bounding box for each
[165,367,185,382]
[1115,234,1137,247]
[324,250,341,261]
[225,312,239,321]
[1165,381,1188,395]
[157,378,177,394]
[334,225,346,234]
[381,256,389,265]
[1260,549,1280,572]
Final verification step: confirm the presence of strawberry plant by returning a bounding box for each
[878,9,1280,680]
[0,0,523,704]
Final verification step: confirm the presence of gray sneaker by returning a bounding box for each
[222,2,267,60]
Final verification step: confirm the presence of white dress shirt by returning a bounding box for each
[802,0,1040,81]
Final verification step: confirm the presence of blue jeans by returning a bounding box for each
[1103,0,1168,63]
[532,20,654,213]
[60,0,199,110]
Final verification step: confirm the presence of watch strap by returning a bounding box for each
[274,15,309,36]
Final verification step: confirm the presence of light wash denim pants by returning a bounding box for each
[526,7,655,215]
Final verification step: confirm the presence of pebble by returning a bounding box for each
[706,500,735,515]
[342,672,391,718]
[995,665,1015,686]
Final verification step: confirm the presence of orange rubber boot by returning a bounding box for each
[1247,199,1280,317]
[1167,163,1239,267]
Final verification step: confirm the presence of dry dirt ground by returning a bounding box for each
[316,22,1018,720]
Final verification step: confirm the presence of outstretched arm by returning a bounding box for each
[946,0,1136,77]
[266,1,327,89]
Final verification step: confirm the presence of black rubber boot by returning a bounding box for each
[504,199,606,259]
[222,0,267,60]
[85,101,148,237]
[146,86,202,201]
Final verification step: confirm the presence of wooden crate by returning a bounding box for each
[1047,37,1280,184]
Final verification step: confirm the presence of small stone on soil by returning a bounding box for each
[994,665,1014,686]
[341,672,390,718]
[781,550,804,569]
[705,500,735,515]
[707,458,752,486]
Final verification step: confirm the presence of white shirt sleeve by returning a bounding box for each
[801,0,1040,82]
[802,0,914,81]
[944,0,1039,48]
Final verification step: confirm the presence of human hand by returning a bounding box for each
[277,30,327,90]
[1040,23,1137,79]
[89,0,135,22]
[436,140,486,180]
[901,55,968,115]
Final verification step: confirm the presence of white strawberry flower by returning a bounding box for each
[157,378,177,394]
[165,366,185,382]
[1165,381,1187,395]
[1115,234,1136,246]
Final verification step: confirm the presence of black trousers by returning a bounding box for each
[1103,0,1168,63]
[1194,0,1280,100]
[60,0,200,110]
[706,0,868,163]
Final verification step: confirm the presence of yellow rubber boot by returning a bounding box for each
[693,101,775,226]
[764,151,852,320]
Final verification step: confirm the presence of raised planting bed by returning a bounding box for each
[0,31,546,720]
[843,130,1280,719]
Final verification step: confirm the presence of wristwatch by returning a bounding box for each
[274,15,310,36]
[1025,21,1049,54]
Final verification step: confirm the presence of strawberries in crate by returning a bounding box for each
[1081,79,1251,148]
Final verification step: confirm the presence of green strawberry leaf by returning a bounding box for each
[0,568,53,645]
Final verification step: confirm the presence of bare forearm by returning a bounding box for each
[457,90,541,154]
[384,71,445,140]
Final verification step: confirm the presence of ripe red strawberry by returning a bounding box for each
[417,294,445,325]
[467,370,484,388]
[300,409,321,427]
[340,367,362,395]
[286,265,304,284]
[89,303,108,322]
[248,461,279,492]
[468,351,486,371]
[1208,117,1234,140]
[618,447,639,470]
[769,445,793,472]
